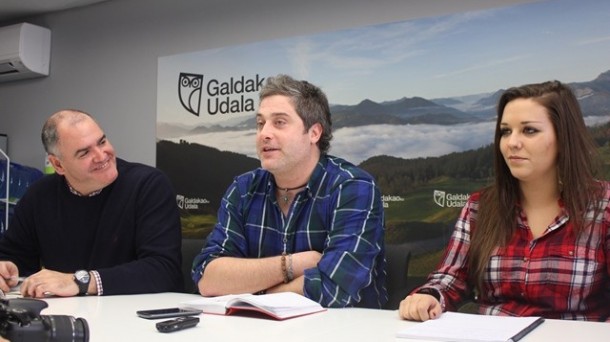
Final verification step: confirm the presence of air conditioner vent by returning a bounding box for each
[0,23,51,82]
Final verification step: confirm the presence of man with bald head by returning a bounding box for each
[0,109,183,298]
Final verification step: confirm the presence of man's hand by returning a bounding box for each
[19,269,79,298]
[0,261,20,292]
[291,250,322,277]
[398,293,443,321]
[266,275,305,294]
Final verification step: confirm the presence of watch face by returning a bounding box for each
[75,270,90,283]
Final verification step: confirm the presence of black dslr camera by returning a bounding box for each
[0,298,89,342]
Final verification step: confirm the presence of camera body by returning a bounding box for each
[0,298,89,342]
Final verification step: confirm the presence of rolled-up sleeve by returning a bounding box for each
[303,177,385,308]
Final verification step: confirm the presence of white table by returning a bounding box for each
[37,292,609,341]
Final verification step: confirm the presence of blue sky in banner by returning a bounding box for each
[157,0,610,164]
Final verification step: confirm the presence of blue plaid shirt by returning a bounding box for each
[193,155,387,308]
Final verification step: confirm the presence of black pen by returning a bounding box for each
[509,317,545,342]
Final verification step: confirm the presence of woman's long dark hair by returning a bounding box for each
[468,80,604,294]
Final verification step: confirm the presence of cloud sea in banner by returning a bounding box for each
[163,115,610,166]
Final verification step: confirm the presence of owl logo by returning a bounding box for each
[176,194,185,209]
[178,73,204,116]
[433,190,446,207]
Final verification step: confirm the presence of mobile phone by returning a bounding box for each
[156,316,200,333]
[136,307,201,319]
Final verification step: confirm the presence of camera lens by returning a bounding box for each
[44,315,89,342]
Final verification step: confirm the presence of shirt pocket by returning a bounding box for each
[539,245,602,290]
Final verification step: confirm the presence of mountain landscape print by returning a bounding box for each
[157,0,610,290]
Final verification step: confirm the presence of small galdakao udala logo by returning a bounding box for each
[433,190,469,208]
[176,194,210,210]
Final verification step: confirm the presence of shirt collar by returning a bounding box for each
[66,179,102,197]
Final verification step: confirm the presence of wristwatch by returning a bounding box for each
[416,287,441,301]
[74,270,90,296]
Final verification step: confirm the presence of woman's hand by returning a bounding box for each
[398,293,443,321]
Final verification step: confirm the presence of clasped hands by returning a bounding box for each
[0,261,80,298]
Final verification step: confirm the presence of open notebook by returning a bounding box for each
[180,292,326,320]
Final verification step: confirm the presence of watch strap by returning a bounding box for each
[74,270,90,296]
[416,287,441,301]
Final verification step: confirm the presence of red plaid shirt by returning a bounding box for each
[421,181,610,321]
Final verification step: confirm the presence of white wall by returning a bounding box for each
[0,0,537,169]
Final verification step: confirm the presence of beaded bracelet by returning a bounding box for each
[281,252,289,283]
[287,253,294,282]
[281,252,294,283]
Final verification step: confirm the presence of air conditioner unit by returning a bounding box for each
[0,23,51,82]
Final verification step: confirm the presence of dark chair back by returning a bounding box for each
[383,243,412,310]
[181,238,206,294]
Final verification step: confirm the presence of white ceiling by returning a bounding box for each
[0,0,111,24]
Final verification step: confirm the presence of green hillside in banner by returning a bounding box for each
[157,121,610,240]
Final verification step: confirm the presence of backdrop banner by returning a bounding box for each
[157,0,610,288]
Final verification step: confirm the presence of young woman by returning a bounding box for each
[399,80,609,321]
